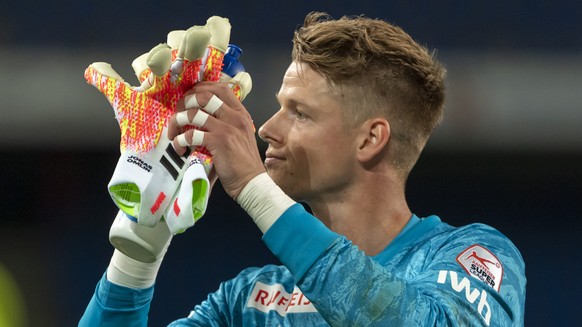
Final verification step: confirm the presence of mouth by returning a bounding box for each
[264,151,285,167]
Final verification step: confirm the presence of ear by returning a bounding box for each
[356,118,390,163]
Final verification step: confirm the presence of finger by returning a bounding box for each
[190,83,255,131]
[173,129,205,155]
[175,110,210,128]
[183,92,224,115]
[168,107,212,140]
[193,82,244,112]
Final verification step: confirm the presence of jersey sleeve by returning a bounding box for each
[262,204,526,326]
[80,269,260,327]
[78,272,154,327]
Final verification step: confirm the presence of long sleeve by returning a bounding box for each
[79,273,154,327]
[263,204,526,326]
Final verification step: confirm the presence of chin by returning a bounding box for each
[279,184,304,202]
[271,178,296,199]
[266,170,304,200]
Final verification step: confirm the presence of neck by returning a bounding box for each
[307,171,411,256]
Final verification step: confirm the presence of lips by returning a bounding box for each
[264,151,285,167]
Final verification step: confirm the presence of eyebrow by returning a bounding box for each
[275,92,306,109]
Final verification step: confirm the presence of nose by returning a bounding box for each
[258,109,284,144]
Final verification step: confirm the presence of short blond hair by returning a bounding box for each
[292,12,446,177]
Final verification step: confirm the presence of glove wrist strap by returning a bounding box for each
[107,249,163,289]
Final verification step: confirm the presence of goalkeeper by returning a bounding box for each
[80,12,526,326]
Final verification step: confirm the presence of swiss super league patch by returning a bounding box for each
[456,244,503,292]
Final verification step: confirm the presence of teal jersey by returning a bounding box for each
[80,204,526,326]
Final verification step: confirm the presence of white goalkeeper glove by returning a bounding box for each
[85,16,251,263]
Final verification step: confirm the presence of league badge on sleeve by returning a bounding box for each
[456,244,503,292]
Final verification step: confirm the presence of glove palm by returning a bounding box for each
[84,16,250,232]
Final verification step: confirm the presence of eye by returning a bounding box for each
[296,110,307,120]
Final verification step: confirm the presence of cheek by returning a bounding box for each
[290,135,340,172]
[317,134,355,169]
[288,141,310,169]
[288,125,351,170]
[287,129,329,159]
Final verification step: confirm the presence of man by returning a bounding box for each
[80,12,526,326]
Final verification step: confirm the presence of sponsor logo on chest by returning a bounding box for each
[247,281,318,316]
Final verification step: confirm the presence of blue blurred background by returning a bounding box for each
[0,1,580,326]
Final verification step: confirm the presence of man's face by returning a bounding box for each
[258,62,359,202]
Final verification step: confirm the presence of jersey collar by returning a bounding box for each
[372,214,442,263]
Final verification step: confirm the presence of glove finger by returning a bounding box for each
[133,30,189,89]
[179,25,211,61]
[85,62,126,84]
[201,16,231,82]
[206,16,231,53]
[173,26,211,88]
[132,53,151,84]
[84,62,133,107]
[147,43,173,76]
[167,30,185,50]
[226,71,253,101]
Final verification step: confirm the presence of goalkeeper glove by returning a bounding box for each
[85,16,251,261]
[85,16,250,228]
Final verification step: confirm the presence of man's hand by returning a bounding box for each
[169,81,265,200]
[164,47,252,234]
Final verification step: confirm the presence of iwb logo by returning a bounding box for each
[437,270,492,326]
[247,281,318,316]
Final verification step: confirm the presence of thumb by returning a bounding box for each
[85,62,127,87]
[226,71,253,101]
[84,62,132,107]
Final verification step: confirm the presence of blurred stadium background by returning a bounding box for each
[0,1,580,326]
